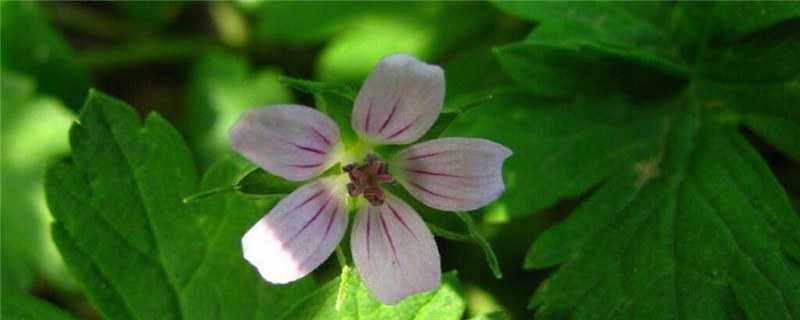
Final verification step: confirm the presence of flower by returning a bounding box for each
[231,54,512,304]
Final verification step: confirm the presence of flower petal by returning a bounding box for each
[350,193,441,304]
[242,176,348,284]
[394,138,512,212]
[351,54,445,145]
[231,105,342,181]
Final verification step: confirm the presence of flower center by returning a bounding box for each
[343,154,394,206]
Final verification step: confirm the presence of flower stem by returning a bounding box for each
[335,245,348,269]
[427,223,473,242]
[456,212,503,279]
[182,184,239,203]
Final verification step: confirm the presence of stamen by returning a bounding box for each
[343,153,394,206]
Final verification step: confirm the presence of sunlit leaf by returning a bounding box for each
[280,271,465,320]
[46,91,314,319]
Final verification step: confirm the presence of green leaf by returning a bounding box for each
[494,2,673,48]
[684,3,800,46]
[0,1,91,111]
[280,76,357,101]
[494,2,685,80]
[1,291,77,320]
[445,91,664,220]
[494,41,688,99]
[456,213,503,279]
[280,271,466,320]
[472,3,800,319]
[46,91,314,319]
[527,114,800,319]
[741,114,800,162]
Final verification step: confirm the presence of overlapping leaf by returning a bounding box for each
[45,91,314,319]
[442,2,800,318]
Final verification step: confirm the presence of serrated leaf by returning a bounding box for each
[445,91,664,220]
[1,292,77,320]
[526,114,800,319]
[280,271,465,320]
[494,2,685,82]
[46,91,314,319]
[455,3,800,319]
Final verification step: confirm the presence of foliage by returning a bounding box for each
[2,2,799,320]
[45,92,314,319]
[446,2,800,318]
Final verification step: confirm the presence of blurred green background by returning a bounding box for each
[3,2,799,320]
[0,2,543,319]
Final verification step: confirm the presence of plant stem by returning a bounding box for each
[427,223,473,242]
[457,212,503,279]
[335,245,348,269]
[182,184,239,203]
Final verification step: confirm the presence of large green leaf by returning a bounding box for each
[483,4,800,218]
[280,269,465,320]
[448,3,800,319]
[445,91,665,221]
[527,111,800,319]
[0,2,91,111]
[45,91,314,319]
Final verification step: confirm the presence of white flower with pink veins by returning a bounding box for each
[231,54,511,304]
